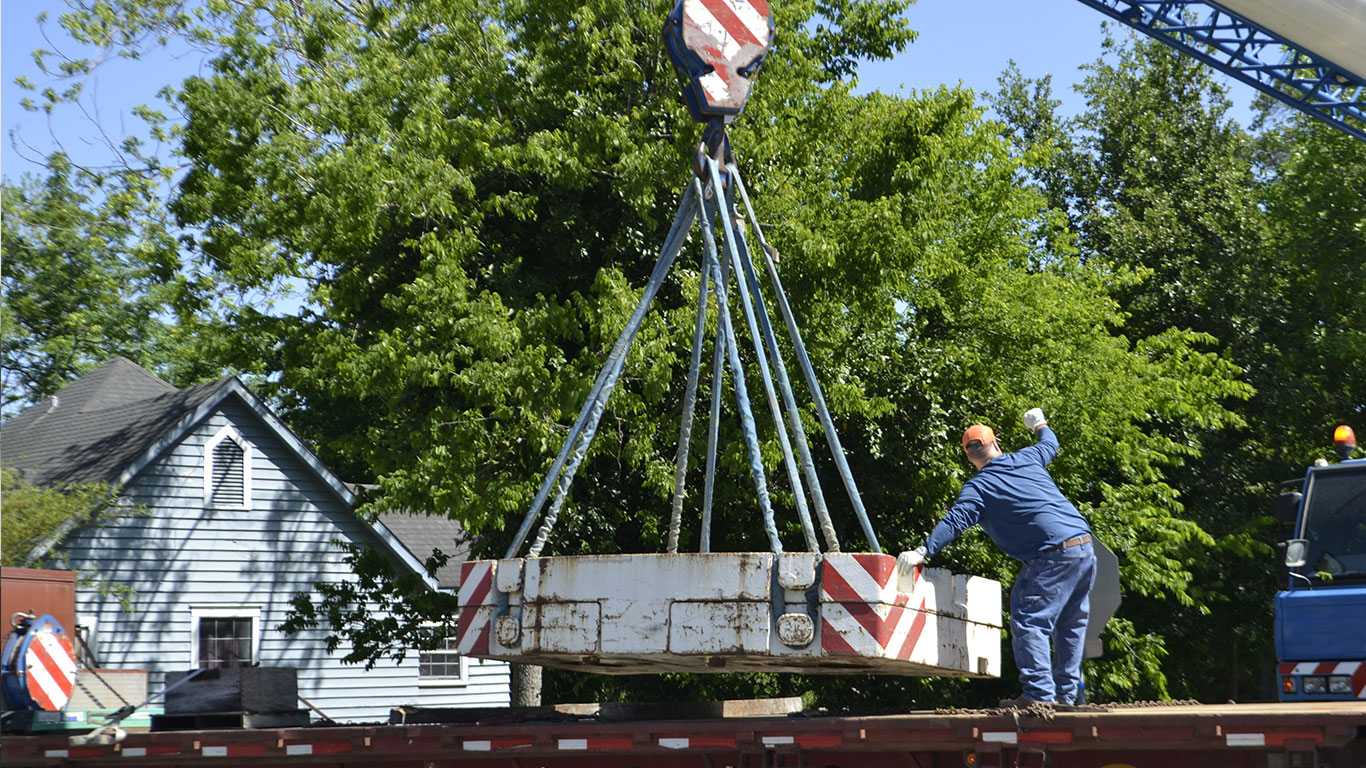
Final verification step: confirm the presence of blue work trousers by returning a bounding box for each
[1009,541,1097,704]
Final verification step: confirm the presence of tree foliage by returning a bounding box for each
[1,154,196,416]
[992,30,1364,701]
[1,468,119,566]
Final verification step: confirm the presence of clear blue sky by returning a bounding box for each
[0,0,1254,181]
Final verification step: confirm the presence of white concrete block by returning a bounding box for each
[455,552,1001,677]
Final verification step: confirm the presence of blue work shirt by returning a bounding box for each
[924,427,1090,561]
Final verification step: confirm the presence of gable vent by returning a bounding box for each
[209,438,246,507]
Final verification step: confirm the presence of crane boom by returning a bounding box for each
[1073,0,1366,142]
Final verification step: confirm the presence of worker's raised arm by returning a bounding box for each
[1020,408,1059,466]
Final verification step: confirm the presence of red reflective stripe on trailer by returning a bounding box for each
[658,734,737,749]
[1315,662,1338,674]
[1228,730,1325,747]
[1019,730,1072,744]
[284,741,352,755]
[462,737,535,751]
[122,745,182,757]
[554,736,633,751]
[201,744,266,757]
[757,731,843,748]
[370,736,444,753]
[39,747,103,759]
[1264,731,1325,747]
[1278,662,1296,674]
[796,732,844,748]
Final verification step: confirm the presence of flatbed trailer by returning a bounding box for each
[5,701,1364,767]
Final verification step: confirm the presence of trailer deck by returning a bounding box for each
[5,701,1363,767]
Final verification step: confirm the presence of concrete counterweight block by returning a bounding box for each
[455,553,1001,677]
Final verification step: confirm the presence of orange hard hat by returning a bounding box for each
[962,424,996,452]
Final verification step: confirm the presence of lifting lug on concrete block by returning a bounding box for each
[492,559,525,649]
[494,614,521,647]
[776,613,814,646]
[772,552,820,648]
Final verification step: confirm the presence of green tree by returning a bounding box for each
[994,33,1275,702]
[0,468,120,566]
[1251,112,1366,461]
[1,468,149,608]
[991,31,1366,702]
[0,154,199,415]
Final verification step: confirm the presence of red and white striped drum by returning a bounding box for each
[1,613,78,711]
[25,621,78,710]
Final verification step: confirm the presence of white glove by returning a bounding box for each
[1023,408,1047,433]
[897,546,928,576]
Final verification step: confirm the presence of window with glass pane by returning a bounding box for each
[199,617,254,668]
[418,627,464,680]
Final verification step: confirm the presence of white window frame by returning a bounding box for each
[204,425,252,509]
[188,605,262,668]
[416,623,469,687]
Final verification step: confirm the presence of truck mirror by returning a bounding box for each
[1274,491,1302,526]
[1283,539,1309,568]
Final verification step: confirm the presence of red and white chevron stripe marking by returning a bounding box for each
[820,554,930,662]
[25,631,76,710]
[681,0,771,105]
[1279,661,1366,697]
[455,560,494,655]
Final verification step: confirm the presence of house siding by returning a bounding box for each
[57,400,509,722]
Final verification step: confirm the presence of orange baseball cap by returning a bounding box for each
[962,424,996,452]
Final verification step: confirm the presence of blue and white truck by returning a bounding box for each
[1276,425,1366,701]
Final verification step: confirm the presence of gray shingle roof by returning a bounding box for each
[1,358,232,486]
[3,358,452,589]
[377,511,472,590]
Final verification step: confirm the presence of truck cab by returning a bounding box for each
[1275,425,1366,701]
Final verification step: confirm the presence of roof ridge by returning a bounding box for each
[76,358,178,412]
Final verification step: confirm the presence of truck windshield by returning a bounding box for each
[1300,463,1366,583]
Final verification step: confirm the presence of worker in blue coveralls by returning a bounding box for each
[898,408,1097,708]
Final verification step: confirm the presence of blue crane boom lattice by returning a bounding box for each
[1073,0,1366,142]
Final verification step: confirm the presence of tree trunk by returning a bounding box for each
[510,663,542,707]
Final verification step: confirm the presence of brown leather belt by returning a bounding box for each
[1046,534,1091,552]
